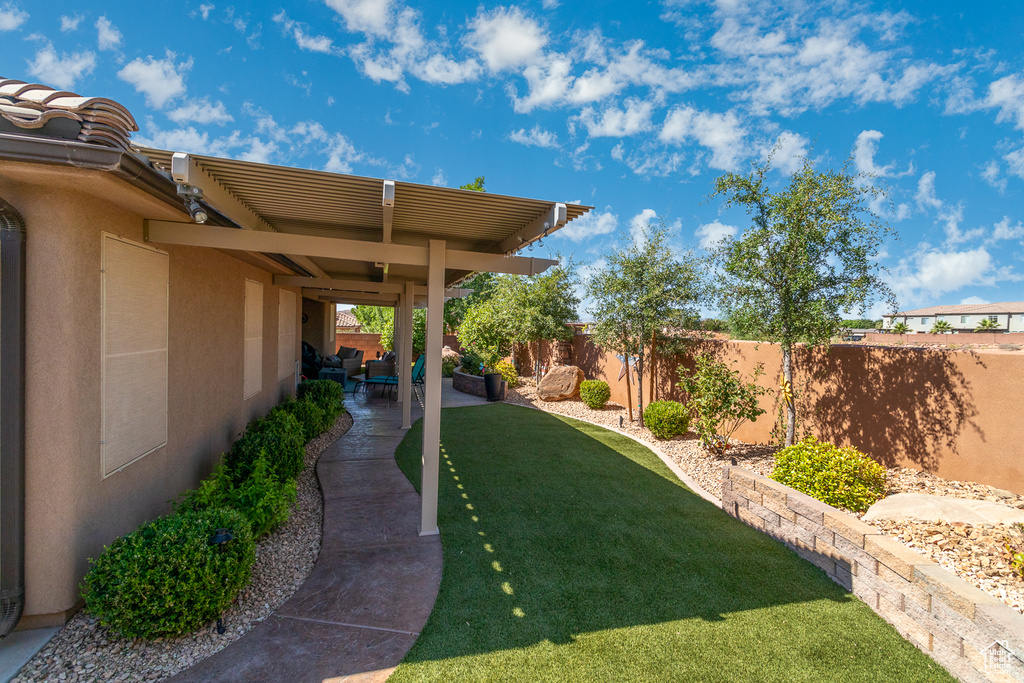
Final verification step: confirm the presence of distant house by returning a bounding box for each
[882,302,1024,333]
[336,308,361,333]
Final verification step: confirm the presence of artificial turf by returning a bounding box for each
[389,403,954,682]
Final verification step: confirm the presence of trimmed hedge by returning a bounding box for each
[579,380,610,410]
[281,398,329,442]
[81,508,255,639]
[770,437,886,513]
[643,401,690,440]
[176,450,297,538]
[296,378,344,423]
[225,409,305,484]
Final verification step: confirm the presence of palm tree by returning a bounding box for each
[976,317,999,331]
[930,320,952,334]
[892,321,909,334]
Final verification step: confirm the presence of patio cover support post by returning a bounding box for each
[393,304,402,404]
[419,239,444,536]
[401,280,414,429]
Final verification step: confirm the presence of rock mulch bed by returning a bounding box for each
[505,383,1024,615]
[12,412,353,683]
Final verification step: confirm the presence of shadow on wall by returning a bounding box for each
[803,346,984,471]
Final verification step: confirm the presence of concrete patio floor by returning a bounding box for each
[169,378,487,683]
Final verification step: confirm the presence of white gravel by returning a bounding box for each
[11,411,353,683]
[506,383,1024,615]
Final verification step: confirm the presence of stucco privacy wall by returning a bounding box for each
[567,335,1024,495]
[0,167,301,624]
[722,466,1024,683]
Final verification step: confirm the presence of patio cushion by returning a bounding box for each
[336,345,359,360]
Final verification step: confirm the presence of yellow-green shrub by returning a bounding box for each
[579,380,610,409]
[643,401,690,440]
[493,360,519,387]
[770,437,886,513]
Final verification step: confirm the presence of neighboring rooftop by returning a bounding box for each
[888,302,1024,316]
[0,77,137,151]
[336,308,359,329]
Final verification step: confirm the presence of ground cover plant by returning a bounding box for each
[81,508,255,639]
[391,404,953,682]
[771,436,887,513]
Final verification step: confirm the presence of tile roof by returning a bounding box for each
[889,302,1024,316]
[335,308,360,328]
[0,77,137,151]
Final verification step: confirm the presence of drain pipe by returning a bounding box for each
[0,197,26,638]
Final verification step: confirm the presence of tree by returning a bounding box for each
[678,353,767,454]
[976,317,999,331]
[709,154,897,446]
[352,305,426,355]
[930,320,952,334]
[842,318,882,329]
[460,176,486,192]
[586,221,703,427]
[892,321,909,334]
[443,272,495,334]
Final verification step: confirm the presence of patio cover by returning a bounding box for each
[138,148,592,535]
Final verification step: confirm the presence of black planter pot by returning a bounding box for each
[483,373,503,402]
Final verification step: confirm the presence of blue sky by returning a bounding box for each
[3,0,1023,317]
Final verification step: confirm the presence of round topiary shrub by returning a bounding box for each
[579,380,610,410]
[81,508,255,639]
[770,436,886,513]
[643,401,690,440]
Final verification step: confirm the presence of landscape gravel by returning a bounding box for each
[506,382,1024,615]
[11,411,353,683]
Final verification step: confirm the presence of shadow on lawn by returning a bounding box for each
[394,403,858,661]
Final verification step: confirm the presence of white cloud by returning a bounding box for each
[660,105,746,170]
[466,6,547,72]
[986,74,1024,131]
[853,130,911,177]
[960,296,990,305]
[891,247,1010,299]
[95,17,122,51]
[991,217,1024,242]
[198,4,214,21]
[1005,146,1024,181]
[0,3,27,31]
[167,98,233,125]
[764,130,808,175]
[509,125,559,149]
[914,171,942,211]
[272,11,338,54]
[981,160,1007,194]
[118,53,192,109]
[556,208,617,242]
[324,134,363,173]
[326,0,393,36]
[913,171,981,244]
[511,56,573,113]
[622,147,686,177]
[696,220,737,250]
[27,44,96,89]
[60,14,81,32]
[630,208,658,247]
[431,168,447,186]
[542,0,560,7]
[578,98,653,138]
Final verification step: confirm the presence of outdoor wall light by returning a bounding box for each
[209,528,235,634]
[187,199,208,224]
[176,184,208,224]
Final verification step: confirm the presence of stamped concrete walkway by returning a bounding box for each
[172,380,485,682]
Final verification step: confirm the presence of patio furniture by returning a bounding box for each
[357,355,425,405]
[318,367,347,386]
[366,350,396,379]
[333,345,364,376]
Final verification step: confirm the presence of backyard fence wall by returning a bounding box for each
[864,333,1024,345]
[335,332,385,360]
[722,465,1024,683]
[563,334,1024,495]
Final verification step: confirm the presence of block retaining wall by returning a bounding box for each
[722,465,1024,683]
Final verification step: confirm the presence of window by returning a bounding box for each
[278,290,296,380]
[989,315,998,323]
[921,317,930,325]
[961,315,967,323]
[244,279,263,399]
[101,234,168,477]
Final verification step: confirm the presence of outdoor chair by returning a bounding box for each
[357,355,425,405]
[330,345,364,377]
[366,350,396,379]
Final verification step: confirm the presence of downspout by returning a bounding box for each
[0,197,26,637]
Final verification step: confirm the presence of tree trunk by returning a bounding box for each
[650,331,658,402]
[637,350,645,428]
[624,356,633,422]
[783,344,795,447]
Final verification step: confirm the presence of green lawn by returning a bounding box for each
[390,404,953,682]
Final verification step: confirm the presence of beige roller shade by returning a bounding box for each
[101,234,169,477]
[244,279,263,399]
[278,289,296,380]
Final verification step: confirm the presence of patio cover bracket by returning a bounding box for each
[497,203,567,255]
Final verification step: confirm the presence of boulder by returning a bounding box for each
[537,365,584,401]
[863,493,1024,525]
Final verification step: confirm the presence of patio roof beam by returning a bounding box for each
[169,152,326,279]
[145,220,559,276]
[303,289,399,304]
[496,202,567,255]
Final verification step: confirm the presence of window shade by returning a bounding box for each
[244,279,263,399]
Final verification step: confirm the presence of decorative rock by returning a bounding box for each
[864,493,1024,525]
[537,365,584,401]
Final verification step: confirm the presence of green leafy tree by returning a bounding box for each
[976,317,999,331]
[352,305,425,355]
[842,318,882,329]
[678,353,768,454]
[709,154,897,446]
[930,320,953,334]
[586,221,704,427]
[444,272,495,334]
[460,176,486,192]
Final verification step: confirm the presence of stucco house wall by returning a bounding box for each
[0,164,301,627]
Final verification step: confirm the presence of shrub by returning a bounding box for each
[296,379,344,422]
[643,401,690,440]
[225,409,305,483]
[770,437,886,513]
[459,350,484,376]
[81,508,255,639]
[579,380,610,410]
[441,357,457,378]
[1008,524,1024,579]
[177,450,297,538]
[678,353,767,455]
[492,360,519,387]
[281,398,329,442]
